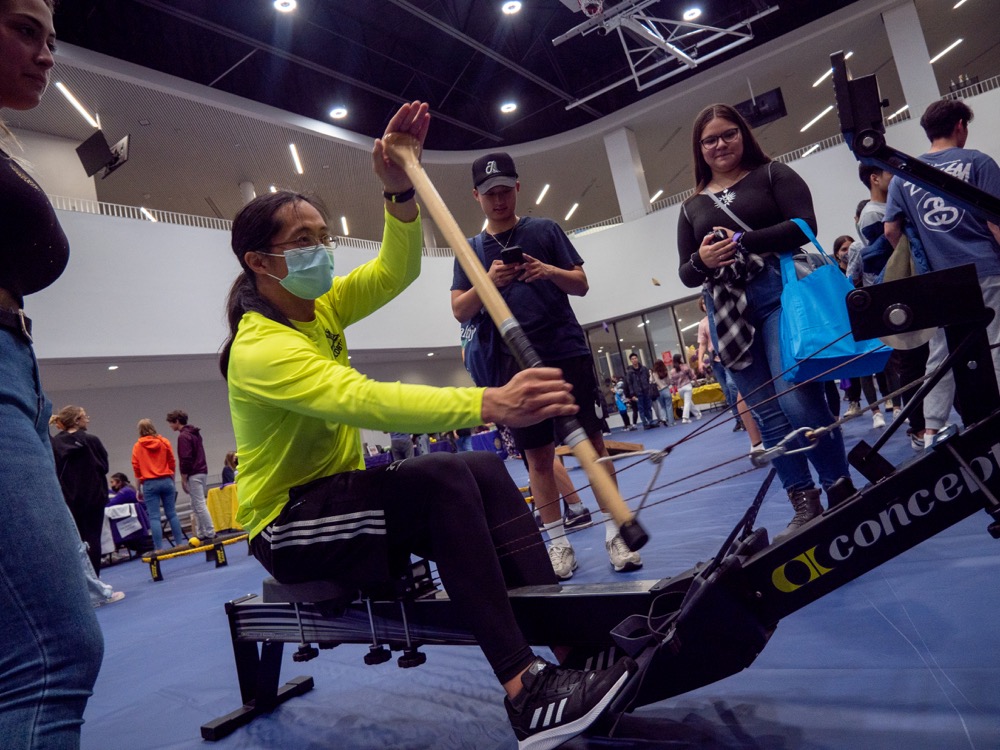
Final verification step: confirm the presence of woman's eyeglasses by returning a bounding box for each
[700,127,741,150]
[269,234,337,251]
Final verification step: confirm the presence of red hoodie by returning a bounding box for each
[131,434,176,481]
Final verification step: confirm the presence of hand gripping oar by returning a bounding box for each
[383,133,648,551]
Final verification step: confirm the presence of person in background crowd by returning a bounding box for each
[167,409,216,542]
[221,451,239,484]
[50,405,109,576]
[0,1,104,743]
[624,352,657,430]
[677,103,854,543]
[453,150,639,578]
[132,418,186,549]
[884,99,1000,449]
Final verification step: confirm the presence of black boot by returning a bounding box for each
[772,488,823,544]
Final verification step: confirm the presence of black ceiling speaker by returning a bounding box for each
[734,88,787,129]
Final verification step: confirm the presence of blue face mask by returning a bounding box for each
[263,245,335,300]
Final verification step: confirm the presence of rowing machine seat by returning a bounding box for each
[262,577,358,610]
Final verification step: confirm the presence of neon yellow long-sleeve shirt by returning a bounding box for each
[228,209,486,538]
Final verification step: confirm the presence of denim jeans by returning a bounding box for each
[714,359,741,419]
[725,259,849,493]
[143,475,185,549]
[186,473,215,539]
[0,329,104,748]
[655,388,675,425]
[635,394,654,426]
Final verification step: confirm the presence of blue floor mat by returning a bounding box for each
[83,411,1000,749]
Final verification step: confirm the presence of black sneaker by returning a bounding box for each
[563,504,593,530]
[505,657,634,750]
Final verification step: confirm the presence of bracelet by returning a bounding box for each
[383,187,416,203]
[689,251,711,276]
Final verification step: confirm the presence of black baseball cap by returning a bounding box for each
[472,152,518,193]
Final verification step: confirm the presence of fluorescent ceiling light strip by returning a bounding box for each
[535,184,550,205]
[887,104,909,119]
[929,39,962,64]
[340,216,349,236]
[564,203,579,221]
[140,207,158,222]
[649,189,664,203]
[813,52,853,88]
[953,0,968,8]
[681,321,700,332]
[289,143,304,174]
[801,144,820,157]
[800,105,834,132]
[54,82,99,128]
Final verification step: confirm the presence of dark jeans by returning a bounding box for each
[252,452,555,684]
[891,344,930,433]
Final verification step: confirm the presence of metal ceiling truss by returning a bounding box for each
[554,0,779,110]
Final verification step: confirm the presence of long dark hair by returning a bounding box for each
[218,191,325,378]
[687,103,771,196]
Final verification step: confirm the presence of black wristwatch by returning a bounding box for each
[383,187,416,203]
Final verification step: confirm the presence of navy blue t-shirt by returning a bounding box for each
[451,216,590,361]
[884,147,1000,279]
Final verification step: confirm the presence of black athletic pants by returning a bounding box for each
[251,451,556,684]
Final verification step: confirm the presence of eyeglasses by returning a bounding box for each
[699,127,741,150]
[268,234,337,251]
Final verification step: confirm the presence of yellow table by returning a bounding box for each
[206,484,242,531]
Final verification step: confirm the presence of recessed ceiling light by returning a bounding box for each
[341,216,349,236]
[801,144,820,157]
[502,1,522,14]
[329,106,347,119]
[565,202,579,221]
[427,352,435,357]
[649,189,664,203]
[140,207,157,222]
[682,7,701,21]
[273,0,296,12]
[269,185,277,193]
[500,102,517,114]
[108,365,119,371]
[535,184,550,205]
[953,0,968,8]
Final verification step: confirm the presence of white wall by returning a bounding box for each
[11,129,98,201]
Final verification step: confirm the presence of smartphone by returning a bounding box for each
[710,229,728,242]
[501,246,524,265]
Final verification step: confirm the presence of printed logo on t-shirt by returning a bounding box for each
[902,158,972,234]
[326,329,343,358]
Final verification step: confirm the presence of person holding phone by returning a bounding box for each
[451,152,642,579]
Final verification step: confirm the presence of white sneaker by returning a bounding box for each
[606,534,642,573]
[872,411,885,429]
[548,544,578,580]
[844,401,862,418]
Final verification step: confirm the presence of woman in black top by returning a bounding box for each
[50,405,111,575]
[0,1,104,745]
[676,104,852,543]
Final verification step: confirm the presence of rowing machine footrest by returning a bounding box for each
[293,644,319,662]
[618,518,649,552]
[397,647,426,669]
[365,645,392,665]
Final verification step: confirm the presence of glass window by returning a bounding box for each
[587,324,622,385]
[615,315,652,369]
[643,307,680,370]
[674,297,704,366]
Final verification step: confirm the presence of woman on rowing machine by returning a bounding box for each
[219,101,633,750]
[676,103,854,543]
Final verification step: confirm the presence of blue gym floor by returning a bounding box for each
[83,411,1000,749]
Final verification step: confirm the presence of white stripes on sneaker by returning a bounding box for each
[529,697,568,730]
[263,510,386,550]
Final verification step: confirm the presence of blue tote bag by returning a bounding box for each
[779,219,891,383]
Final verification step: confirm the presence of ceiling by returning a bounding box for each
[11,0,1000,245]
